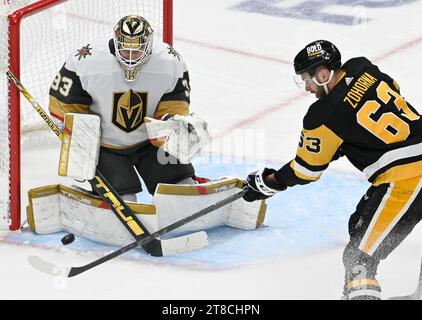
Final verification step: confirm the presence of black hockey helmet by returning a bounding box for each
[294,40,341,76]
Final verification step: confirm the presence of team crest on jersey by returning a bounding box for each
[112,90,148,133]
[75,44,92,60]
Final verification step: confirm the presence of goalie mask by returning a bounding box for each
[113,15,154,81]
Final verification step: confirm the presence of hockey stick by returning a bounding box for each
[28,188,247,277]
[388,257,422,300]
[6,70,164,256]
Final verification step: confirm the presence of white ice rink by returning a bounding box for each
[1,0,422,300]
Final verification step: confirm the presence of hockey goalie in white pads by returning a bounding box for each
[27,178,267,256]
[58,113,101,181]
[145,113,210,164]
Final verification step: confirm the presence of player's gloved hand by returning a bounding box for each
[243,168,286,202]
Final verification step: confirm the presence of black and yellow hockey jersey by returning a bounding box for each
[275,57,422,187]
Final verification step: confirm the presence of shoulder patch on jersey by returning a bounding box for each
[75,44,93,61]
[167,45,181,61]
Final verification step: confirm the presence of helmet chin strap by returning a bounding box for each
[312,70,334,95]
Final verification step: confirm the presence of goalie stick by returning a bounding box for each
[6,70,197,257]
[388,257,422,300]
[28,188,247,277]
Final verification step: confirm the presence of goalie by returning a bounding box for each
[48,15,208,201]
[31,15,267,255]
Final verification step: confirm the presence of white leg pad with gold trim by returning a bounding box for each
[27,185,207,256]
[227,198,267,230]
[152,177,267,235]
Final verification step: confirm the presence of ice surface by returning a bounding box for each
[1,0,422,300]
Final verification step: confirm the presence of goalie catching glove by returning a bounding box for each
[243,168,286,202]
[145,113,210,163]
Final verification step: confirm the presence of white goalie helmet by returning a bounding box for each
[113,15,154,81]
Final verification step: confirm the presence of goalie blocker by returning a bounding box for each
[58,113,101,181]
[27,178,267,256]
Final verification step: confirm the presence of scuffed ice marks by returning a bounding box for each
[231,0,418,25]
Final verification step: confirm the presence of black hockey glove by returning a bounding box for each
[243,168,286,202]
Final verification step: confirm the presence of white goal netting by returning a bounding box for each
[0,0,169,229]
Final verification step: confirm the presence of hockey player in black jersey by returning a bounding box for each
[243,40,422,300]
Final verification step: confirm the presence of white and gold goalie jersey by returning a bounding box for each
[48,38,190,149]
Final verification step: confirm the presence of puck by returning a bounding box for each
[61,233,75,245]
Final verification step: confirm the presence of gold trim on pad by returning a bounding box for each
[156,178,243,196]
[28,184,156,215]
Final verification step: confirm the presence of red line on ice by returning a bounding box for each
[175,37,291,64]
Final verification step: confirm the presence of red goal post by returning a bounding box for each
[0,0,173,231]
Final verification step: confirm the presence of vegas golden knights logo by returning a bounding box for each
[112,90,148,132]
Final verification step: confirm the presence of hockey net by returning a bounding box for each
[0,0,173,230]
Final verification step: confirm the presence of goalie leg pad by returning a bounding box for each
[227,198,267,230]
[153,177,267,234]
[27,178,267,254]
[27,185,207,256]
[28,185,158,245]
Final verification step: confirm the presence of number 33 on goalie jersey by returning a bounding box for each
[277,57,422,187]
